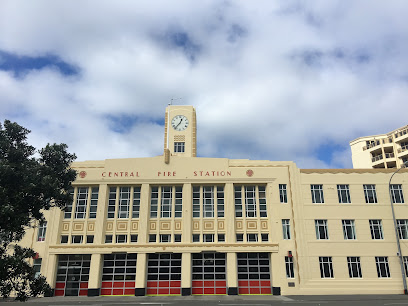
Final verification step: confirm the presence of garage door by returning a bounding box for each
[237,253,271,295]
[55,254,90,296]
[192,252,227,295]
[146,253,182,295]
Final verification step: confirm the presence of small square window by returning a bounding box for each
[149,234,156,243]
[131,235,138,243]
[86,235,94,243]
[116,235,127,243]
[105,235,113,243]
[261,233,269,242]
[174,234,182,242]
[236,233,244,242]
[174,142,185,153]
[193,234,200,242]
[60,235,68,244]
[203,234,214,242]
[160,234,171,243]
[247,233,258,242]
[218,234,225,242]
[71,235,83,244]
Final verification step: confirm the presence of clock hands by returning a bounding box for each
[176,118,183,128]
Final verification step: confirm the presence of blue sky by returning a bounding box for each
[1,0,408,168]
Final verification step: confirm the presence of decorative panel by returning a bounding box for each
[131,222,138,231]
[150,221,157,231]
[62,223,70,232]
[247,221,257,230]
[87,222,95,232]
[203,221,214,230]
[73,223,84,231]
[217,220,224,230]
[193,221,200,230]
[236,220,243,230]
[160,221,171,231]
[117,222,127,231]
[175,221,182,231]
[261,220,268,230]
[106,222,114,231]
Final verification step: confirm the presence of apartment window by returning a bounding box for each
[75,187,88,219]
[285,256,294,278]
[60,235,68,244]
[347,257,362,278]
[236,233,244,242]
[234,185,267,218]
[174,186,182,217]
[363,184,378,204]
[404,256,408,277]
[261,233,269,242]
[193,186,200,218]
[150,187,159,218]
[319,257,333,278]
[218,234,225,242]
[369,220,383,239]
[311,185,324,203]
[203,186,214,217]
[132,187,141,218]
[64,189,74,219]
[342,220,356,240]
[108,187,117,218]
[72,235,83,244]
[149,234,156,243]
[174,234,182,242]
[150,186,183,218]
[160,234,171,243]
[37,221,47,242]
[397,220,408,239]
[203,234,215,242]
[88,187,99,218]
[193,234,200,242]
[315,220,329,240]
[161,186,172,218]
[282,219,291,240]
[247,233,258,242]
[116,235,127,243]
[375,256,390,278]
[279,184,288,203]
[174,142,185,153]
[118,187,131,218]
[131,235,138,243]
[217,186,225,217]
[105,235,113,243]
[193,186,225,218]
[337,184,351,203]
[390,184,405,204]
[33,258,42,278]
[86,235,94,244]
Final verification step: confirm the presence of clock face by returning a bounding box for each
[171,115,189,131]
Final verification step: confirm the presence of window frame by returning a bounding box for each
[347,256,362,278]
[319,256,334,278]
[279,184,288,203]
[311,185,324,204]
[315,219,329,240]
[375,256,390,278]
[337,184,351,203]
[174,142,185,153]
[285,256,294,278]
[369,219,384,240]
[397,219,408,239]
[37,221,47,242]
[342,220,356,240]
[363,184,378,204]
[282,219,291,240]
[391,184,405,204]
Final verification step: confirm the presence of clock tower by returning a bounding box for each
[164,105,197,159]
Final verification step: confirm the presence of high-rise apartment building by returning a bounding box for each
[350,125,408,169]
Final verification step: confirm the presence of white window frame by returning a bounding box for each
[311,185,324,203]
[174,142,185,153]
[397,219,408,239]
[363,184,378,203]
[246,233,258,242]
[337,184,351,203]
[118,187,131,219]
[285,256,294,278]
[369,219,384,240]
[282,219,291,240]
[33,258,42,278]
[71,235,83,244]
[391,184,405,204]
[74,187,89,219]
[315,219,329,240]
[37,221,47,242]
[279,184,288,203]
[319,256,333,278]
[116,234,127,243]
[132,187,141,218]
[160,234,171,243]
[342,220,356,240]
[203,234,215,242]
[375,256,390,278]
[203,186,215,218]
[347,256,362,278]
[88,187,99,219]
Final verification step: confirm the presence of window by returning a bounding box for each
[192,185,225,218]
[150,187,158,218]
[319,256,333,278]
[174,186,182,218]
[75,187,88,219]
[311,185,324,203]
[236,233,244,242]
[217,186,225,217]
[72,235,83,244]
[315,220,329,240]
[160,234,171,243]
[192,234,200,242]
[86,235,94,243]
[161,186,172,218]
[261,233,269,242]
[203,186,214,218]
[150,186,183,218]
[347,257,362,278]
[174,234,182,242]
[132,187,141,218]
[131,235,138,243]
[174,142,185,153]
[342,220,356,240]
[247,233,258,242]
[363,184,377,203]
[118,187,131,218]
[108,186,141,219]
[116,235,127,243]
[149,234,156,243]
[60,235,68,244]
[397,220,408,239]
[282,219,291,240]
[108,187,117,218]
[64,189,74,219]
[375,256,390,278]
[285,256,294,278]
[33,258,42,278]
[203,234,214,242]
[404,256,408,277]
[37,221,47,242]
[105,235,113,243]
[88,187,99,218]
[391,184,405,204]
[337,184,351,203]
[234,185,268,218]
[218,234,225,242]
[279,184,288,203]
[369,220,383,239]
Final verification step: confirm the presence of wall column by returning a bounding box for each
[182,183,192,243]
[138,184,150,244]
[226,252,238,295]
[181,252,191,295]
[94,184,108,244]
[87,253,102,296]
[270,252,281,295]
[44,254,58,296]
[135,253,147,296]
[224,183,235,243]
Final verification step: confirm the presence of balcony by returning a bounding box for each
[363,140,381,151]
[385,152,395,159]
[395,127,408,142]
[371,154,383,162]
[398,144,408,157]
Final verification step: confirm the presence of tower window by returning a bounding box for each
[174,142,185,153]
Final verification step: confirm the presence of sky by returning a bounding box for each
[1,0,408,168]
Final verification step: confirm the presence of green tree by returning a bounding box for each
[0,120,77,301]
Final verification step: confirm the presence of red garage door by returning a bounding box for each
[146,253,182,295]
[100,253,137,296]
[237,253,271,295]
[192,252,227,295]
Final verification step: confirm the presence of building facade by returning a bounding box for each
[350,125,408,169]
[21,106,408,296]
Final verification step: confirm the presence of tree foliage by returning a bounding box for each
[0,120,77,301]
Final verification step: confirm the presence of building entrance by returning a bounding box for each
[101,253,137,295]
[146,253,182,295]
[237,253,271,295]
[192,252,227,295]
[55,254,91,296]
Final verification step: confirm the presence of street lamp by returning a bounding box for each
[389,161,408,294]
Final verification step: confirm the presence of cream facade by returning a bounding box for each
[350,125,408,169]
[20,106,408,296]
